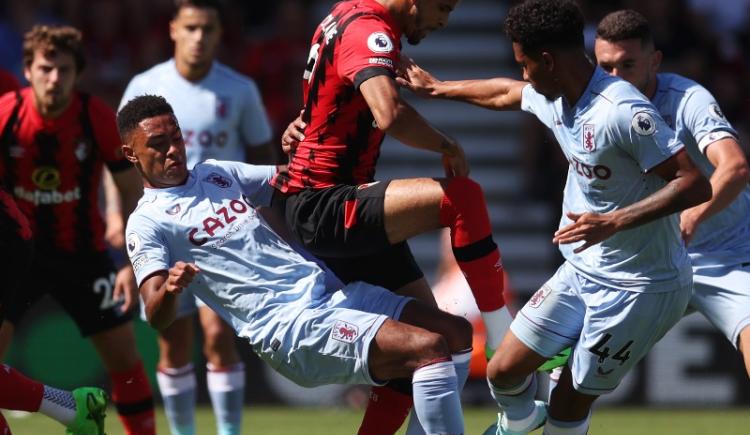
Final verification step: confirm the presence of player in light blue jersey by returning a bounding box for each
[595,9,750,378]
[398,1,712,433]
[118,2,275,434]
[118,94,473,435]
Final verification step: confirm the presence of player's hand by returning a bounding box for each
[679,208,701,246]
[281,111,306,155]
[165,261,200,294]
[553,211,619,253]
[441,139,469,177]
[396,55,439,98]
[113,264,138,313]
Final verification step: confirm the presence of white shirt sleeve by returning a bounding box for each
[126,212,171,287]
[240,79,273,147]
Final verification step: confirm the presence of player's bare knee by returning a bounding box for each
[441,314,473,352]
[411,330,451,369]
[486,353,528,387]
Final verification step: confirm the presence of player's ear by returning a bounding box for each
[651,49,663,73]
[122,142,138,163]
[541,51,555,72]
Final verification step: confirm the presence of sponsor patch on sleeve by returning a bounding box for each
[368,57,394,68]
[131,255,154,274]
[126,233,141,256]
[708,103,726,121]
[367,32,394,53]
[631,111,656,136]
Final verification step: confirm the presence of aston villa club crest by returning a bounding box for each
[583,124,595,152]
[204,172,232,188]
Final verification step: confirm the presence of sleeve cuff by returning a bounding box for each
[353,67,395,90]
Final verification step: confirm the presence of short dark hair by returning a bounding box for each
[23,25,86,72]
[173,0,223,19]
[117,95,175,141]
[505,0,585,54]
[596,10,653,47]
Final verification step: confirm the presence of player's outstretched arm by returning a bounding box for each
[397,55,526,111]
[140,262,200,330]
[680,137,750,244]
[554,150,712,252]
[360,74,468,177]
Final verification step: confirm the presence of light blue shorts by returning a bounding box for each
[251,281,412,388]
[689,262,750,349]
[512,262,691,395]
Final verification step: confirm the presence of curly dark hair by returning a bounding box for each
[505,0,584,53]
[596,10,653,47]
[23,25,86,72]
[117,95,175,141]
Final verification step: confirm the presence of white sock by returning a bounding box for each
[38,386,76,426]
[482,306,513,355]
[207,362,245,435]
[157,364,197,435]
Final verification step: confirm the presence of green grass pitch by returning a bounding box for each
[6,406,749,434]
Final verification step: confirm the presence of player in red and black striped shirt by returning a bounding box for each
[275,1,512,433]
[0,69,19,97]
[0,25,155,435]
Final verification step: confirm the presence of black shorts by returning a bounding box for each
[0,235,33,324]
[278,182,424,291]
[4,250,132,336]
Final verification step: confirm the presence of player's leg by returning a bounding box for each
[198,305,244,435]
[320,248,433,435]
[0,363,107,434]
[383,177,511,353]
[156,315,197,435]
[690,263,750,378]
[542,274,691,435]
[55,254,155,435]
[89,322,155,435]
[740,326,750,378]
[484,264,587,434]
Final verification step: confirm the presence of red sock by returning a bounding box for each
[357,385,413,435]
[0,411,12,435]
[439,176,506,312]
[110,361,156,435]
[0,364,43,412]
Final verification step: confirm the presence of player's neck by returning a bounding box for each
[33,95,72,119]
[560,55,595,107]
[175,58,212,83]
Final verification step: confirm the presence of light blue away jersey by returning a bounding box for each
[126,161,329,343]
[120,60,272,168]
[521,67,691,292]
[651,73,750,266]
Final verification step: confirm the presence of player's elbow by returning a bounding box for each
[730,159,750,185]
[372,105,401,131]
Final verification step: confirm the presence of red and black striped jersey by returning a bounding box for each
[0,69,19,97]
[0,88,130,254]
[0,187,31,242]
[272,0,401,193]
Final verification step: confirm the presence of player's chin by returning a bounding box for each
[406,33,425,45]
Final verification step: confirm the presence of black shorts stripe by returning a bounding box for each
[114,397,154,416]
[452,235,497,262]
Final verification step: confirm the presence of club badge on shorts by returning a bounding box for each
[331,320,359,343]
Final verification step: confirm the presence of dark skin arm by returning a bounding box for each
[140,261,200,330]
[553,149,712,253]
[397,55,526,111]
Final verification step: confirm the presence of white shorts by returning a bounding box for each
[251,281,412,388]
[689,261,750,348]
[512,262,691,395]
